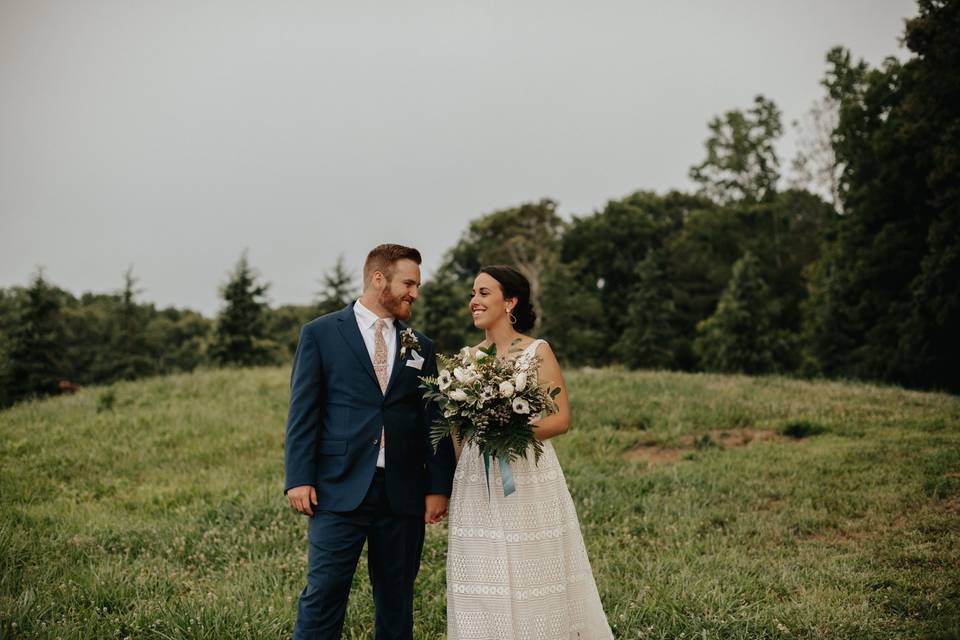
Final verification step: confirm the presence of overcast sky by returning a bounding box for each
[1,0,915,316]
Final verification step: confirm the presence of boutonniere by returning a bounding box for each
[400,328,421,359]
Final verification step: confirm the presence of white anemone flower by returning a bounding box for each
[480,386,496,404]
[512,397,531,414]
[437,369,452,390]
[499,381,515,397]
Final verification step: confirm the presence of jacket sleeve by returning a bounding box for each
[284,324,325,494]
[422,340,456,496]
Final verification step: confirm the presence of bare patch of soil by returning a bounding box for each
[624,439,688,465]
[624,428,781,466]
[679,428,781,448]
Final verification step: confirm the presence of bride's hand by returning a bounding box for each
[424,494,449,524]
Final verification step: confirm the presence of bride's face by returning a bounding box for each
[470,272,516,329]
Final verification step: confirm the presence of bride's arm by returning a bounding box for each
[529,342,570,440]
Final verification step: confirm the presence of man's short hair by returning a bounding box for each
[364,244,422,285]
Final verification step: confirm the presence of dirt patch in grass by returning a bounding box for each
[679,428,781,448]
[623,439,688,465]
[943,496,960,513]
[624,428,782,466]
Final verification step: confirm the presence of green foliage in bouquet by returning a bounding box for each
[420,340,560,465]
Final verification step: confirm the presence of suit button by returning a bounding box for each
[372,438,379,445]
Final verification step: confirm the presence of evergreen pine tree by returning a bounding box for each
[418,269,474,355]
[614,250,677,369]
[210,252,276,367]
[694,251,782,374]
[109,266,153,380]
[3,270,64,403]
[315,255,358,316]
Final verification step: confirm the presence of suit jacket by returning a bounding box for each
[283,302,455,516]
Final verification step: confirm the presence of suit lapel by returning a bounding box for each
[383,320,406,398]
[336,303,380,390]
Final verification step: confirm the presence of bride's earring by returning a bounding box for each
[506,306,517,326]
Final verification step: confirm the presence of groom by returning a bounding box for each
[284,243,456,639]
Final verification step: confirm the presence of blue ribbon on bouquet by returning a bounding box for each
[482,451,516,498]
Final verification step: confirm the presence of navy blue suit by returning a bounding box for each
[284,303,456,639]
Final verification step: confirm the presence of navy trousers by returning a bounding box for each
[292,469,425,640]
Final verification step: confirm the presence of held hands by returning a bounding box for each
[287,485,318,517]
[424,494,449,524]
[288,486,447,523]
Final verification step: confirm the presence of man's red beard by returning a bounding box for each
[379,286,413,320]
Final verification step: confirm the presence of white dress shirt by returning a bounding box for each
[354,299,395,468]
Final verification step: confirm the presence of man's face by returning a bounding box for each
[378,259,421,320]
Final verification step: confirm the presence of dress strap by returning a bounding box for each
[523,339,546,355]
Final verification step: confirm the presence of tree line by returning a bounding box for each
[0,256,357,407]
[1,0,956,406]
[424,0,960,392]
[420,0,958,394]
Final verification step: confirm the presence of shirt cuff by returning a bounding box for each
[376,447,386,468]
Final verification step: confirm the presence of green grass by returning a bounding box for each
[1,367,958,639]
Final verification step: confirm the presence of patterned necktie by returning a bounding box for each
[373,319,388,450]
[373,319,389,393]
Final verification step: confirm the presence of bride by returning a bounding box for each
[446,265,614,640]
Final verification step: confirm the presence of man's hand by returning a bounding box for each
[424,494,449,524]
[287,485,318,517]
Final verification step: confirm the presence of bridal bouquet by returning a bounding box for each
[420,341,559,497]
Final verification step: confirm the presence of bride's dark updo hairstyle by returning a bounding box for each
[479,265,537,333]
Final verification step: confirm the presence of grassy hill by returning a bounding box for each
[1,367,958,639]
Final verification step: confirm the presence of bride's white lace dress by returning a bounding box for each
[446,340,614,640]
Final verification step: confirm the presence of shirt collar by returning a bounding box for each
[354,299,394,330]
